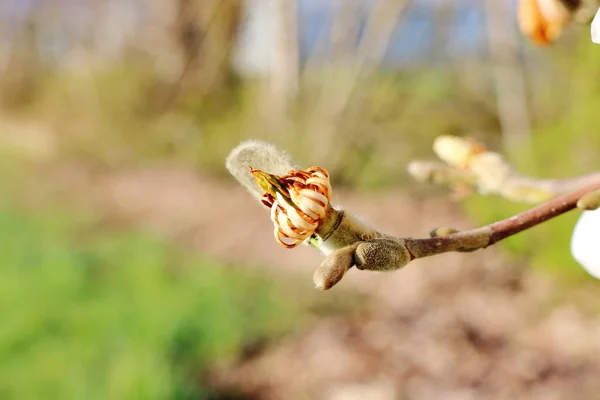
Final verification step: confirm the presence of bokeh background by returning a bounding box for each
[2,0,600,399]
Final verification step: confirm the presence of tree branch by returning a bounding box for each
[226,139,600,290]
[404,179,600,259]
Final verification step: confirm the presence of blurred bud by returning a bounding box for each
[407,160,477,187]
[518,0,574,45]
[468,152,510,194]
[313,244,359,290]
[432,136,486,169]
[251,166,332,248]
[577,189,600,210]
[571,208,600,279]
[592,6,600,43]
[430,227,460,237]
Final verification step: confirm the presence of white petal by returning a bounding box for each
[592,7,600,44]
[275,192,289,206]
[281,193,317,219]
[571,208,600,279]
[275,228,299,247]
[285,206,316,231]
[299,188,328,206]
[292,191,325,219]
[276,210,301,238]
[295,200,319,220]
[270,200,279,223]
[307,177,332,200]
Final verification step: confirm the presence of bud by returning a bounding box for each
[432,136,486,169]
[313,244,359,290]
[468,152,510,194]
[518,0,574,45]
[577,189,600,211]
[251,166,332,248]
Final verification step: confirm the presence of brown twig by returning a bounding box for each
[404,179,600,258]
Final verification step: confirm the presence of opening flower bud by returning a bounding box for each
[518,0,574,45]
[250,166,332,248]
[433,136,486,169]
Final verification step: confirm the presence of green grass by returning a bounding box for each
[0,202,300,400]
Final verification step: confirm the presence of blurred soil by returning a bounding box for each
[35,162,600,400]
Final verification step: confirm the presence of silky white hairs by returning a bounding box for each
[225,140,298,202]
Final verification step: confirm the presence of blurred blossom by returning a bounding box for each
[592,6,600,43]
[571,209,600,279]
